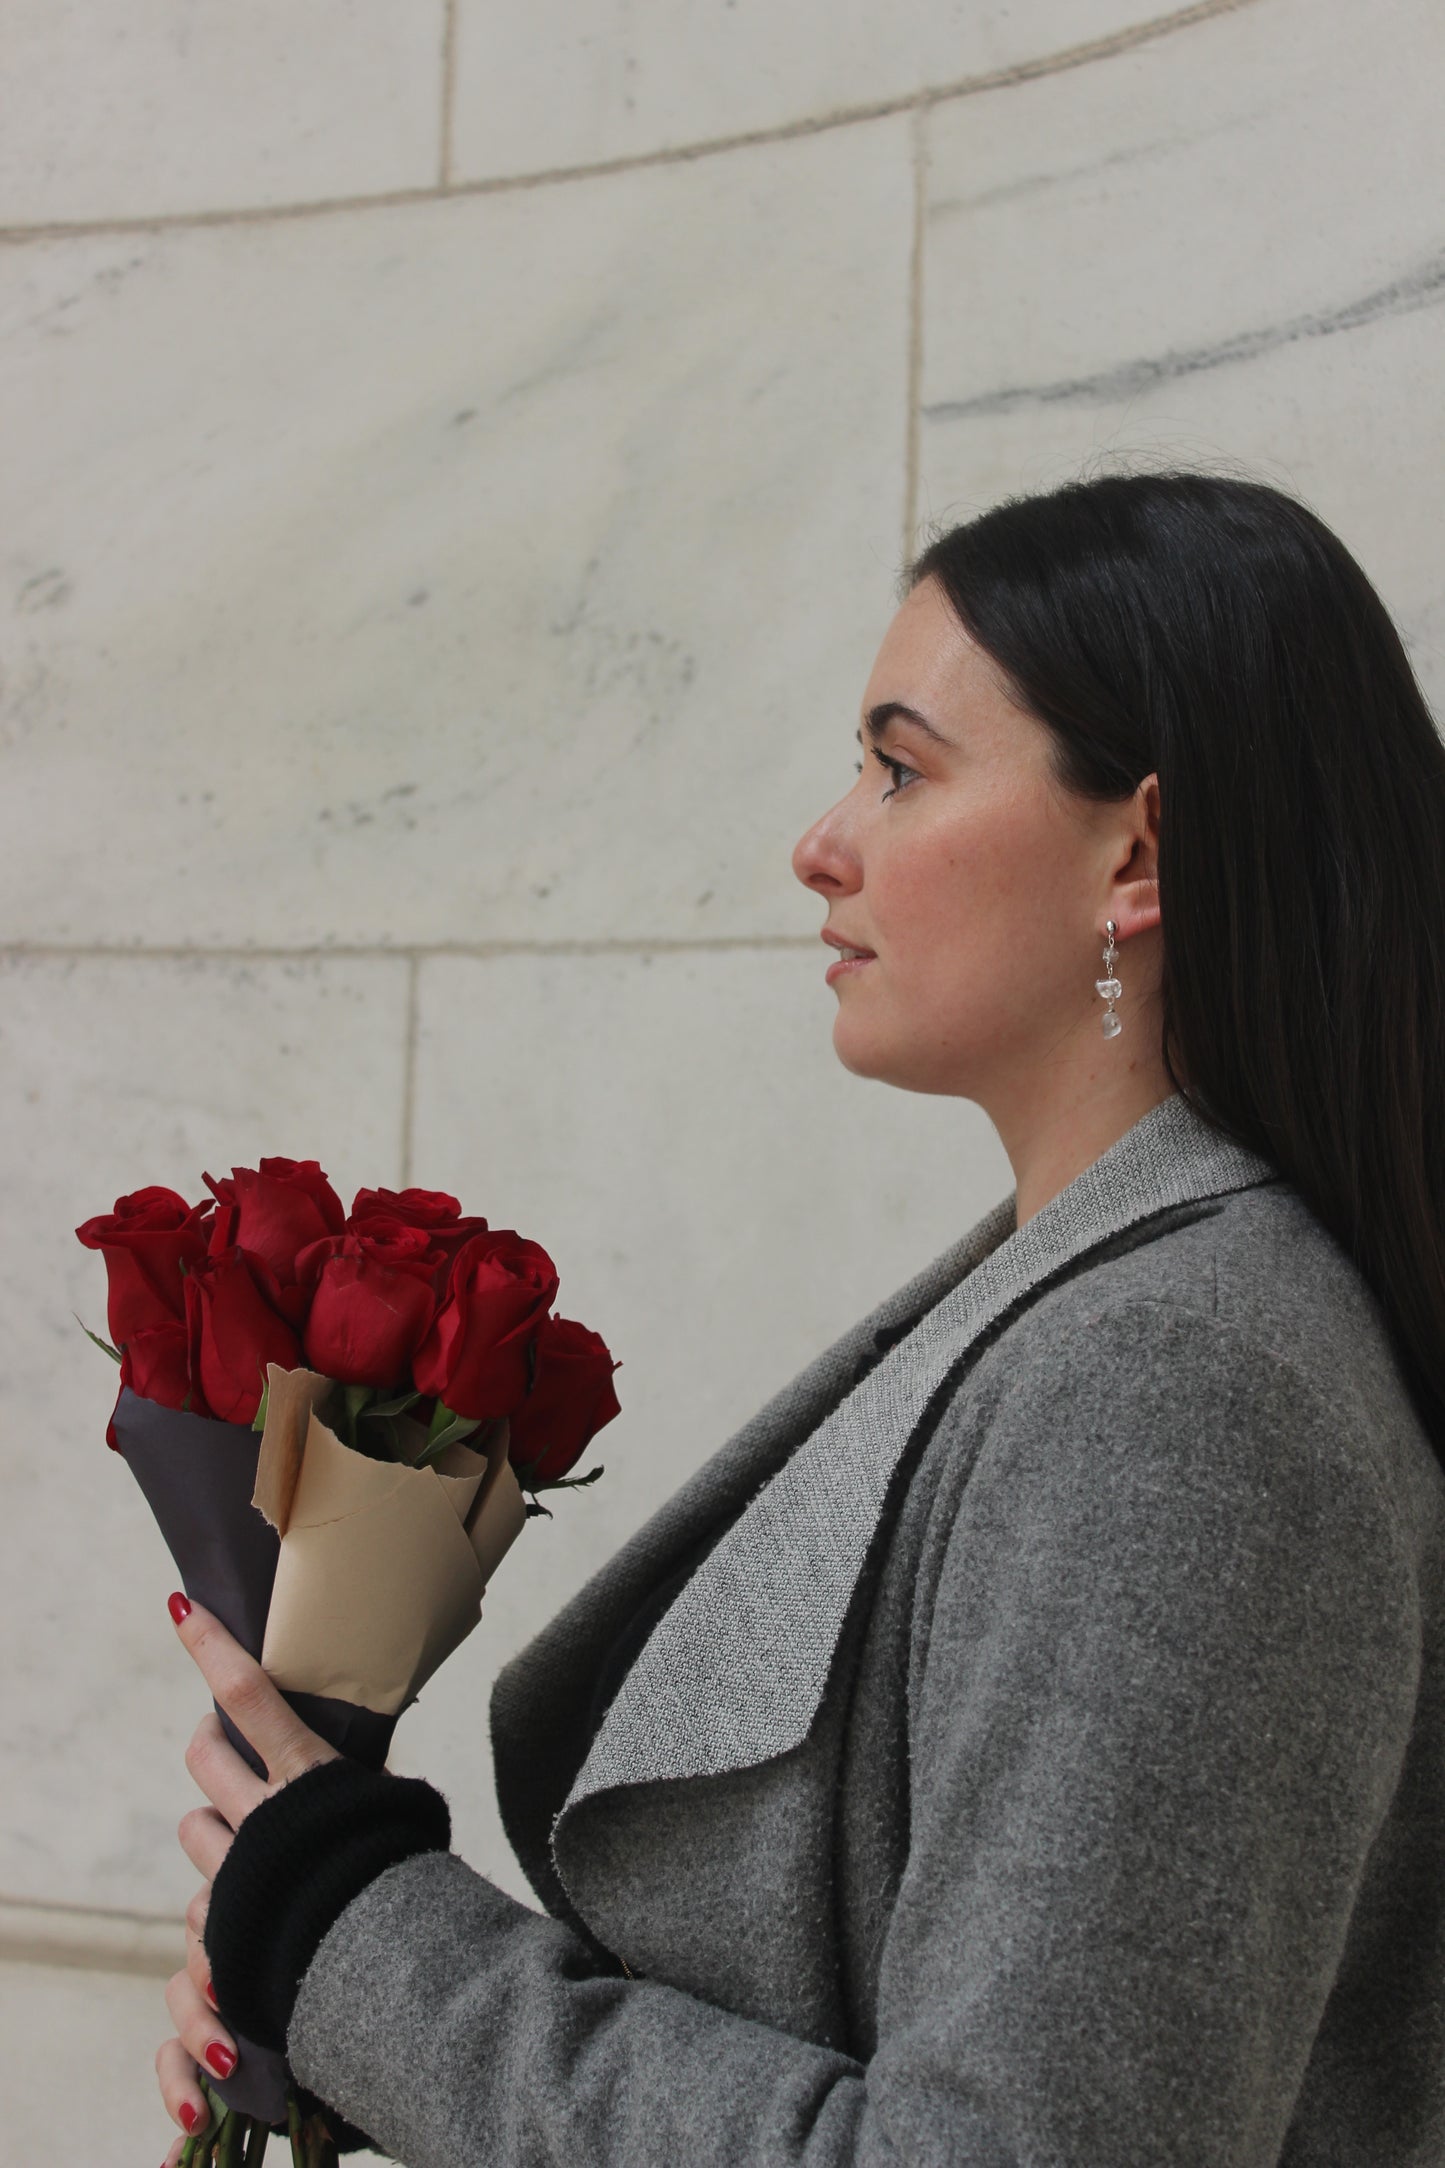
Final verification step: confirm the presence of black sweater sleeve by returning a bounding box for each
[204,1757,452,2056]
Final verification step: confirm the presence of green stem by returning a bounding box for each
[303,2118,340,2168]
[339,1381,372,1451]
[183,2074,220,2163]
[243,2115,270,2166]
[287,2090,305,2168]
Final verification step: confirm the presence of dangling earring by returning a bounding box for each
[1096,920,1122,1038]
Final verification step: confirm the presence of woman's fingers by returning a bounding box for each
[183,1708,268,1832]
[155,2026,214,2146]
[185,1900,218,2012]
[169,1595,340,1792]
[177,1801,234,1883]
[165,1961,239,2083]
[185,1880,210,1945]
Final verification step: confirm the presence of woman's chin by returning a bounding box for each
[830,1020,890,1081]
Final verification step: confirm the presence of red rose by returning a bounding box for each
[74,1186,214,1346]
[202,1158,345,1337]
[295,1222,443,1389]
[183,1244,303,1425]
[203,1159,346,1284]
[348,1186,490,1267]
[234,1247,312,1334]
[412,1231,560,1419]
[507,1314,621,1483]
[118,1321,198,1414]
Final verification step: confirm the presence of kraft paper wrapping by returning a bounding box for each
[111,1366,529,2130]
[252,1363,529,1717]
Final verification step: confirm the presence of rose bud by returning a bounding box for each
[238,1245,312,1334]
[183,1244,304,1425]
[348,1186,491,1270]
[118,1320,198,1415]
[201,1158,346,1284]
[74,1187,214,1346]
[295,1223,444,1390]
[349,1185,460,1229]
[507,1314,621,1484]
[412,1231,560,1420]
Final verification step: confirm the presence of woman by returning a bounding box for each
[156,470,1445,2165]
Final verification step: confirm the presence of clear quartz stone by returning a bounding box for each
[1101,1010,1122,1038]
[1095,977,1122,999]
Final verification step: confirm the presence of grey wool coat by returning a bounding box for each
[287,1090,1445,2165]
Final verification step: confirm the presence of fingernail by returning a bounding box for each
[204,2040,236,2078]
[167,1591,191,1625]
[203,1975,219,2010]
[179,2101,201,2132]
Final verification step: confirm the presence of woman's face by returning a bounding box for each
[791,573,1161,1112]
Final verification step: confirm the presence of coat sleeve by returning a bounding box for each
[285,1299,1419,2166]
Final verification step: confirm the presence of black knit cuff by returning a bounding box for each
[204,1756,452,2056]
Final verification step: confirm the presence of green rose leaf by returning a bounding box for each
[74,1313,122,1363]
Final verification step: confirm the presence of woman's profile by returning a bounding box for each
[156,468,1445,2166]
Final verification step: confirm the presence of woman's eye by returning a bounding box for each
[852,749,917,803]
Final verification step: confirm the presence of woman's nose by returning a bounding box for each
[791,795,858,896]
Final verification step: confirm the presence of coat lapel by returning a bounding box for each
[490,1090,1279,1929]
[488,1183,1018,1920]
[560,1093,1277,1806]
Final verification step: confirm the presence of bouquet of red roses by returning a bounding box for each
[75,1158,620,2164]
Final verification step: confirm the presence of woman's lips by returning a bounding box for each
[825,952,875,984]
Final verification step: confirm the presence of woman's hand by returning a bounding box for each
[156,1592,341,2161]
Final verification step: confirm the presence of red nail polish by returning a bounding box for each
[179,2101,200,2132]
[167,1591,191,1625]
[204,2041,236,2078]
[204,1975,219,2010]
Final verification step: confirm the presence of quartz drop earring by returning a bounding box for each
[1096,920,1122,1038]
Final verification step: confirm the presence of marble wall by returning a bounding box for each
[3,0,1441,2154]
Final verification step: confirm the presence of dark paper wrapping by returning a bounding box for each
[110,1385,393,2131]
[108,1369,527,2136]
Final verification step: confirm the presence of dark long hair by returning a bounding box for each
[905,468,1445,1465]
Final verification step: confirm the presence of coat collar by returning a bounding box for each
[554,1092,1273,1821]
[488,1091,1279,1914]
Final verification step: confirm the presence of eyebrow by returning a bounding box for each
[855,701,955,750]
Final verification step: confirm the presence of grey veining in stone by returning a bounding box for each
[924,247,1445,420]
